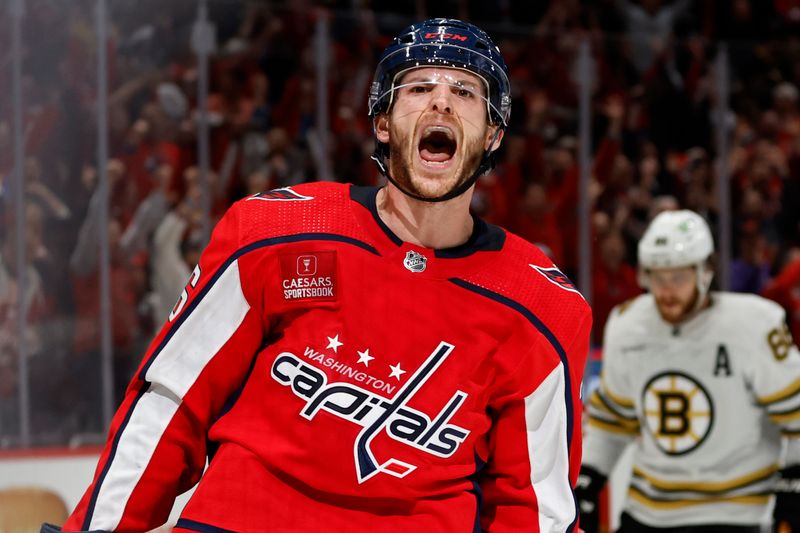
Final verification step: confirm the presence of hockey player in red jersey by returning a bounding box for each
[44,18,591,533]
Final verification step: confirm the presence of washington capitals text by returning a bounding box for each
[270,342,470,483]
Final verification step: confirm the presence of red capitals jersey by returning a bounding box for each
[61,183,591,533]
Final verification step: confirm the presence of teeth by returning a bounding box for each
[422,125,455,140]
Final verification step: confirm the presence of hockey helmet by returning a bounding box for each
[638,209,715,298]
[368,18,511,127]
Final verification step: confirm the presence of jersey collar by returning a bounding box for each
[349,185,505,258]
[349,185,505,279]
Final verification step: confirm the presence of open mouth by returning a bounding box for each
[418,126,457,164]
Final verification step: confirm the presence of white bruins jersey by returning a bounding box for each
[583,291,800,527]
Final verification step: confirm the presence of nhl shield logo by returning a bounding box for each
[403,250,427,273]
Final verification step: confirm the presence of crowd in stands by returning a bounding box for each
[1,0,800,445]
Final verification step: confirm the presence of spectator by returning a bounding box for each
[591,231,642,343]
[762,247,800,342]
[514,182,565,267]
[68,172,146,432]
[613,0,693,74]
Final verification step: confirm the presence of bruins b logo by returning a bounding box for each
[642,371,714,456]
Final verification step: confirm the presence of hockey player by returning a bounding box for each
[577,209,800,532]
[43,19,591,533]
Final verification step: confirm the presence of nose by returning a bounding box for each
[651,283,677,301]
[429,84,452,115]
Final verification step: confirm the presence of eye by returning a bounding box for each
[407,84,432,94]
[456,88,473,98]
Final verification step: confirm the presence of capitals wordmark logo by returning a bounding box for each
[247,187,313,201]
[271,342,469,483]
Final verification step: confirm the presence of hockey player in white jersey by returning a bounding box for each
[577,209,800,533]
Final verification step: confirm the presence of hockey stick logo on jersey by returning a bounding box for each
[271,341,470,483]
[247,187,314,201]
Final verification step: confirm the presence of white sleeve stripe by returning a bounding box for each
[89,260,250,530]
[90,385,181,530]
[526,363,575,533]
[144,260,251,397]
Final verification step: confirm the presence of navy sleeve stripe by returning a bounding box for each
[139,233,378,380]
[84,233,376,528]
[175,518,239,533]
[448,277,579,533]
[82,382,150,531]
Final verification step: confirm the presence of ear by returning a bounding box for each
[375,114,390,144]
[485,125,504,153]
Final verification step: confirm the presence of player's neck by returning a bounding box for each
[376,186,475,249]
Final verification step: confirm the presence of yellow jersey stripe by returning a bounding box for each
[590,391,638,422]
[629,486,770,509]
[588,416,640,435]
[600,373,635,409]
[757,377,800,406]
[631,464,778,493]
[769,409,800,424]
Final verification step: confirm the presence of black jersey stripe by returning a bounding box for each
[628,484,771,508]
[630,465,778,495]
[591,389,638,422]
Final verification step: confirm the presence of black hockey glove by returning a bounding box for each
[576,465,608,533]
[774,465,800,532]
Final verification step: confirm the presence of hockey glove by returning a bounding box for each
[774,465,800,532]
[576,465,607,533]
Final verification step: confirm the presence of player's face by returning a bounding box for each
[647,266,699,324]
[376,67,502,199]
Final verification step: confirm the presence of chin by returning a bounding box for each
[391,155,464,199]
[656,303,692,324]
[657,310,682,324]
[411,169,464,198]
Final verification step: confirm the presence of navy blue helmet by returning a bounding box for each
[368,18,511,127]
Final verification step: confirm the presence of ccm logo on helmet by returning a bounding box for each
[424,32,468,41]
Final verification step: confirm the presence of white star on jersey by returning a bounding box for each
[389,362,406,380]
[357,348,374,367]
[326,334,343,353]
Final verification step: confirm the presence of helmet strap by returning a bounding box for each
[370,126,503,204]
[693,263,714,312]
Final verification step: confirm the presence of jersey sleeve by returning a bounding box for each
[747,301,800,444]
[479,308,591,533]
[61,203,268,532]
[582,306,639,475]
